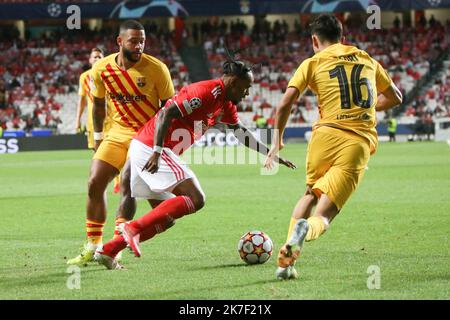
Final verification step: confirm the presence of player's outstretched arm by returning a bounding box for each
[228,122,296,170]
[270,87,299,151]
[92,97,106,151]
[376,83,403,112]
[142,103,182,173]
[264,87,299,170]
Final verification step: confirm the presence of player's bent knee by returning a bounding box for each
[192,196,205,211]
[191,192,206,212]
[87,176,108,198]
[148,199,163,209]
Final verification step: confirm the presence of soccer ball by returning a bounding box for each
[238,230,273,265]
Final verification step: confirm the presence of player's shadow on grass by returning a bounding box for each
[0,263,108,273]
[1,266,111,291]
[1,271,70,288]
[0,262,79,273]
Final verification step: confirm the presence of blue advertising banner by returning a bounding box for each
[0,0,449,20]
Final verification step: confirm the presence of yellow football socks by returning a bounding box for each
[86,219,104,245]
[286,217,298,243]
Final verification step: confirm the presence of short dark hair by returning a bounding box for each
[309,14,342,43]
[222,60,252,80]
[91,47,103,55]
[119,20,145,34]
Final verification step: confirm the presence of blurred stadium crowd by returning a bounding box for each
[0,12,449,136]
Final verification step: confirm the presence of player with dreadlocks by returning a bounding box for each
[94,56,297,269]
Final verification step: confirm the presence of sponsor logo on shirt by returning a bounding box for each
[109,93,146,103]
[336,112,372,121]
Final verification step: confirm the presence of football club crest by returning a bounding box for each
[137,76,146,87]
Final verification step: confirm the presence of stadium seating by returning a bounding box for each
[401,60,450,139]
[1,18,449,133]
[0,27,190,134]
[202,19,449,128]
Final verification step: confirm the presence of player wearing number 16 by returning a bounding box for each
[264,14,403,280]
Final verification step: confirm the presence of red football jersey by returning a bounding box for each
[135,78,239,155]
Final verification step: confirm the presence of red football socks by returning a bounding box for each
[102,196,196,257]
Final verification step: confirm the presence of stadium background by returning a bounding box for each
[1,0,449,147]
[0,0,449,301]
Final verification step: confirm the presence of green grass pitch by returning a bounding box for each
[0,142,449,299]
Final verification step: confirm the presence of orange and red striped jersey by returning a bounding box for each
[89,53,175,133]
[78,70,95,132]
[79,70,93,102]
[79,68,113,133]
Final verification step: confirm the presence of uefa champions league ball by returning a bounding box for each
[238,230,273,265]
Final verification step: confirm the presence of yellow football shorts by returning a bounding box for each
[306,126,370,210]
[93,126,136,171]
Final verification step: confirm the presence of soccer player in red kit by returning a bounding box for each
[94,59,296,269]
